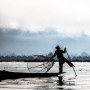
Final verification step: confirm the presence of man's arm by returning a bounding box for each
[62,48,66,53]
[52,51,57,58]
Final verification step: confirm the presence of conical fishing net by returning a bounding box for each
[0,61,55,73]
[27,61,55,73]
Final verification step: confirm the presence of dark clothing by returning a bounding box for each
[53,49,66,59]
[52,49,66,73]
[52,48,74,73]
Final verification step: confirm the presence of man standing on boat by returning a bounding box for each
[52,45,75,73]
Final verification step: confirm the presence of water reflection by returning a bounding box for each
[58,76,64,85]
[57,76,76,90]
[1,62,90,90]
[0,76,76,90]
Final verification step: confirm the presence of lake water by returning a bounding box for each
[0,62,90,90]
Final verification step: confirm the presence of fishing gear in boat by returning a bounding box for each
[27,57,55,73]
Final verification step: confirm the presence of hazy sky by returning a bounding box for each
[0,28,90,56]
[0,0,90,55]
[0,0,90,36]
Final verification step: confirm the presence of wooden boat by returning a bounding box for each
[0,70,59,80]
[0,60,58,80]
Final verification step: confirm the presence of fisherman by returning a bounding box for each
[52,45,75,73]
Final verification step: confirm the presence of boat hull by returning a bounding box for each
[0,70,59,80]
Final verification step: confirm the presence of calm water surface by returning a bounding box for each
[0,62,90,90]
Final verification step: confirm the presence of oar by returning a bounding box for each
[66,49,77,77]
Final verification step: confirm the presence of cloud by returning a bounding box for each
[0,27,90,55]
[0,0,90,36]
[0,27,60,39]
[0,0,90,56]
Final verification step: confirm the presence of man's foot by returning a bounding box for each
[59,72,65,74]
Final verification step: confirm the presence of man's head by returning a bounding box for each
[56,45,60,50]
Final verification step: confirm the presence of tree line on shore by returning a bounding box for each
[0,52,90,62]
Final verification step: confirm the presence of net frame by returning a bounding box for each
[27,60,55,73]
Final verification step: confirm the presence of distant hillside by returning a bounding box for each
[0,52,90,62]
[1,27,90,56]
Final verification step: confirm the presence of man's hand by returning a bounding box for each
[64,48,67,52]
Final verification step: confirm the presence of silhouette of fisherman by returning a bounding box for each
[52,45,75,73]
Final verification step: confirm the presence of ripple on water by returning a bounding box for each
[0,62,90,90]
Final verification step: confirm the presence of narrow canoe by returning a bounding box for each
[0,70,59,80]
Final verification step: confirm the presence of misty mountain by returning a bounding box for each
[0,28,90,56]
[81,52,89,57]
[46,52,53,57]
